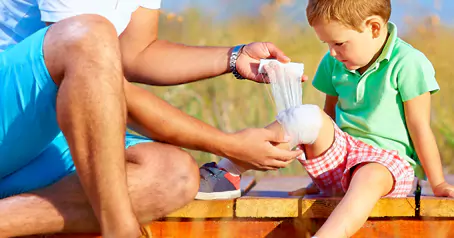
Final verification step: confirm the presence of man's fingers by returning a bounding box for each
[262,128,290,144]
[271,146,302,162]
[265,42,290,63]
[270,158,294,169]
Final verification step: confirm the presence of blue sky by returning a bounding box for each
[161,0,454,29]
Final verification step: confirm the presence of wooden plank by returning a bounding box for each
[29,218,454,238]
[299,197,415,218]
[236,197,300,218]
[238,176,414,218]
[243,176,312,198]
[417,175,454,217]
[353,219,454,238]
[236,176,310,218]
[166,199,235,218]
[166,176,256,218]
[147,218,454,238]
[149,220,283,238]
[420,197,454,217]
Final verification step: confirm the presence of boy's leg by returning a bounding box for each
[314,163,394,238]
[0,132,199,236]
[311,136,414,238]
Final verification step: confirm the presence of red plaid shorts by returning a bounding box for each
[299,123,415,198]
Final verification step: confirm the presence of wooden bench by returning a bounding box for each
[25,176,454,238]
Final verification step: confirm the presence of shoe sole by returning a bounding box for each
[195,189,241,200]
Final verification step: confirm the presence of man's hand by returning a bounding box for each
[225,128,302,171]
[235,42,309,83]
[433,182,454,197]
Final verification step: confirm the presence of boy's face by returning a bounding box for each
[312,20,381,71]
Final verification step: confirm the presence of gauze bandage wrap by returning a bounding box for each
[276,104,322,147]
[260,59,322,149]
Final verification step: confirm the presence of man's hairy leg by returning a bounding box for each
[0,143,199,237]
[43,15,137,236]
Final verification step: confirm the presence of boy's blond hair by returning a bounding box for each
[306,0,391,32]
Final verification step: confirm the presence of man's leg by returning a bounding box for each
[0,133,199,237]
[43,15,138,235]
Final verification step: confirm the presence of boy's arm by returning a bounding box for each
[324,95,338,121]
[404,92,454,197]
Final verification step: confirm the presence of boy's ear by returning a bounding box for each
[365,16,385,38]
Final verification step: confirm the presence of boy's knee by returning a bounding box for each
[352,163,394,191]
[276,104,323,147]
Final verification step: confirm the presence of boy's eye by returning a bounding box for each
[335,42,344,46]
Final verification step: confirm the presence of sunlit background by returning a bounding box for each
[137,0,454,177]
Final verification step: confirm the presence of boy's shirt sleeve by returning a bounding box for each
[397,51,440,102]
[312,52,338,96]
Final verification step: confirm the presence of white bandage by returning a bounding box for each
[258,59,305,80]
[276,104,322,148]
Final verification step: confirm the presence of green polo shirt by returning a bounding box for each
[312,22,440,179]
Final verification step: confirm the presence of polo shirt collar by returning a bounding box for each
[377,22,398,62]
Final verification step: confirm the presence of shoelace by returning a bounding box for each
[199,163,222,180]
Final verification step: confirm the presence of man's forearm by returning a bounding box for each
[125,83,236,157]
[124,40,233,85]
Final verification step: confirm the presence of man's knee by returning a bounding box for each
[43,14,121,84]
[129,143,199,200]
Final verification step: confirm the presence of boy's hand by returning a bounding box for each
[433,182,454,197]
[236,42,309,83]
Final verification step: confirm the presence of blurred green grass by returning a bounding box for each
[136,1,454,178]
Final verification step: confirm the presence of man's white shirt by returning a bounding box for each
[0,0,162,51]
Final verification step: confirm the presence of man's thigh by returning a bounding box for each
[0,26,61,179]
[0,131,154,199]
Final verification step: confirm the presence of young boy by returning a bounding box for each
[197,0,454,237]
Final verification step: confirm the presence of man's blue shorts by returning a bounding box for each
[0,26,153,198]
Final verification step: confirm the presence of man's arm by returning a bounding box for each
[404,92,454,196]
[119,7,290,85]
[119,8,231,85]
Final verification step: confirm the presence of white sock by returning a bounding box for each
[217,158,246,176]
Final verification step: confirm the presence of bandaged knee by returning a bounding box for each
[259,59,322,148]
[276,104,322,148]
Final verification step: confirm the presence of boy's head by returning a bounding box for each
[307,0,391,71]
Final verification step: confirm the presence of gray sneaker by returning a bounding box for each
[195,162,241,200]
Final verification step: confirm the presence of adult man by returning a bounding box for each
[0,0,302,237]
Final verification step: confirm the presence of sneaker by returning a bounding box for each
[195,162,241,200]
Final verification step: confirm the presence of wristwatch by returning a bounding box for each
[229,44,246,80]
